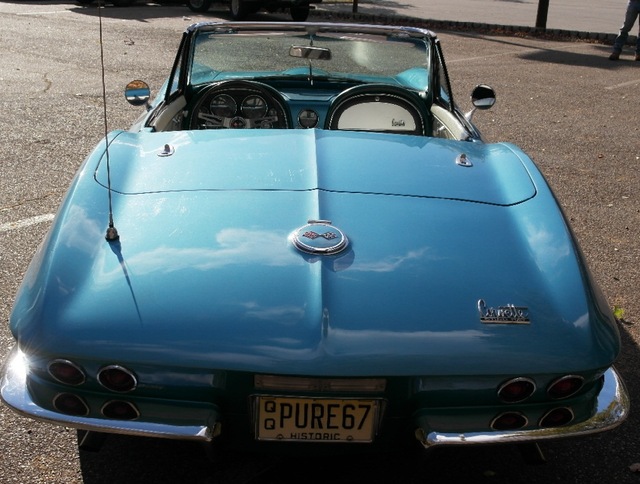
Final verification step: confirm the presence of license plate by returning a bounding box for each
[255,396,379,443]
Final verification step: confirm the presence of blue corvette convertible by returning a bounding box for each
[0,22,629,456]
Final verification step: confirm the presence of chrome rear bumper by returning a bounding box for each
[415,366,629,448]
[2,344,628,447]
[0,346,218,442]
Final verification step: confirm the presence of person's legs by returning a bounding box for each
[610,0,640,59]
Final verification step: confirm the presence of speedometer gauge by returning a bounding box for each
[210,94,237,117]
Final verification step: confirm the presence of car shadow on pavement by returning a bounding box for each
[518,45,633,68]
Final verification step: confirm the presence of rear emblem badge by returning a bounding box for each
[291,220,349,255]
[478,299,530,324]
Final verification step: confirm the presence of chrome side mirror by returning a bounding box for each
[465,84,496,122]
[124,80,151,108]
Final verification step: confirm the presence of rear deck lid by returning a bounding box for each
[96,129,536,206]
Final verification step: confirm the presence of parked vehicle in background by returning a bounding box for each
[76,0,137,6]
[186,0,322,21]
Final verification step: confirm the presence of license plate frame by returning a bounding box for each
[254,395,380,443]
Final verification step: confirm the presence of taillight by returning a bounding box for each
[53,393,89,416]
[491,412,528,431]
[547,375,584,399]
[48,360,86,386]
[540,407,574,427]
[98,365,137,393]
[101,400,140,420]
[497,377,536,403]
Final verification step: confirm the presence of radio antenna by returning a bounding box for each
[98,1,119,242]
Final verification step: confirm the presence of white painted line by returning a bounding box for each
[16,11,72,16]
[605,78,640,90]
[0,214,55,233]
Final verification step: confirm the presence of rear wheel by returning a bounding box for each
[229,0,250,19]
[186,0,212,12]
[290,6,310,21]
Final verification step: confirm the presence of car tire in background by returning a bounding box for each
[76,0,136,4]
[290,6,310,21]
[229,0,250,19]
[187,0,212,12]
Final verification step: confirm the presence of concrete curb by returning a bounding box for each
[310,6,636,47]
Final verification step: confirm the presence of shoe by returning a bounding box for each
[609,51,620,60]
[635,53,640,61]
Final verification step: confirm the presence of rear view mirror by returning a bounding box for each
[289,46,332,60]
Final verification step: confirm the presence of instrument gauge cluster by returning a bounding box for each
[192,81,288,130]
[298,109,319,129]
[241,95,268,119]
[209,94,237,118]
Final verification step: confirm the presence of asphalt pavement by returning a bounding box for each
[315,0,635,42]
[1,1,639,483]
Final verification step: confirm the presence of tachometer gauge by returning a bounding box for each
[210,94,237,117]
[241,95,268,119]
[298,109,319,128]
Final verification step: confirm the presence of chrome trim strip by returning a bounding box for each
[0,346,216,442]
[415,367,629,449]
[188,22,438,40]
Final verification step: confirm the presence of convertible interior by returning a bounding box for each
[129,35,493,141]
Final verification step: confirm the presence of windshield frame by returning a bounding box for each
[165,22,438,102]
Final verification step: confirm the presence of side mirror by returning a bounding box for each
[465,84,496,121]
[124,80,151,108]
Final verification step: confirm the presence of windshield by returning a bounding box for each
[188,26,432,91]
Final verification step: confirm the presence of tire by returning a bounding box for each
[290,6,310,21]
[229,0,250,20]
[186,0,212,12]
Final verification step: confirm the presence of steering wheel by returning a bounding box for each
[189,80,289,130]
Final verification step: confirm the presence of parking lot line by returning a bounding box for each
[0,214,54,233]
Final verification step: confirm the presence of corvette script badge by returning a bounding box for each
[477,299,530,324]
[291,220,349,255]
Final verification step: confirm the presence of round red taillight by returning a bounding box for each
[547,375,584,399]
[101,400,140,420]
[53,393,90,416]
[98,365,137,393]
[540,407,574,427]
[497,377,536,403]
[491,412,528,431]
[48,360,86,386]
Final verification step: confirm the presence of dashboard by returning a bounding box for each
[187,79,427,136]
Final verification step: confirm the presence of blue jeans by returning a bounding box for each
[613,0,640,53]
